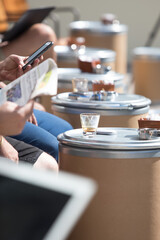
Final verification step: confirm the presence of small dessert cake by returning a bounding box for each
[92,80,115,92]
[138,118,160,129]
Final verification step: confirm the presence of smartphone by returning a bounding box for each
[22,41,54,70]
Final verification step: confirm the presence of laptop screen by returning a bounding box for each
[0,158,97,240]
[0,175,70,240]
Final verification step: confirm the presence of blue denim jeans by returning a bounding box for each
[11,109,73,161]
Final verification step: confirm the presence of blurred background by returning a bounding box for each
[28,0,160,65]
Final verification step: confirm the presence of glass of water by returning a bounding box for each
[72,78,88,93]
[80,113,100,137]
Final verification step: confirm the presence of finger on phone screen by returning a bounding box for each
[23,65,32,73]
[31,58,40,68]
[39,55,43,61]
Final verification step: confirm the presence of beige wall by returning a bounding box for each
[28,0,160,64]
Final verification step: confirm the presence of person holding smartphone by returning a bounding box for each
[0,53,73,162]
[0,1,57,62]
[22,41,53,70]
[0,54,42,80]
[0,55,59,171]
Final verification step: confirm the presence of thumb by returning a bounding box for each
[17,100,34,120]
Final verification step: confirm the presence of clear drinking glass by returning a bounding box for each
[72,78,88,93]
[80,113,100,137]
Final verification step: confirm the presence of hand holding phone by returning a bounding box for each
[22,41,53,70]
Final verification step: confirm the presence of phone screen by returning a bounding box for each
[22,41,53,70]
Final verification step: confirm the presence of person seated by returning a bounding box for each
[0,0,57,62]
[0,53,58,171]
[0,100,58,172]
[0,54,73,163]
[0,0,58,112]
[0,23,57,62]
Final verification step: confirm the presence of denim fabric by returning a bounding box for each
[11,109,73,161]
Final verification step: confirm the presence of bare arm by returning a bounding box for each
[0,136,19,163]
[0,100,34,136]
